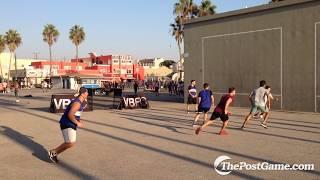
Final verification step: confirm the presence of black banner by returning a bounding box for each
[121,95,149,109]
[49,94,92,113]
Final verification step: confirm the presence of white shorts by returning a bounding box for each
[62,128,77,143]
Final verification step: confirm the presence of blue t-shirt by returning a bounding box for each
[198,89,213,108]
[59,98,86,130]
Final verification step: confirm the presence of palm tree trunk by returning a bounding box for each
[178,41,182,81]
[49,45,52,85]
[76,45,79,72]
[7,51,12,83]
[14,53,17,82]
[0,55,3,80]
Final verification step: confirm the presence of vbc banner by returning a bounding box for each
[49,94,92,113]
[121,95,149,109]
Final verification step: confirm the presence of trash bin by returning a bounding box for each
[87,88,95,111]
[87,88,96,96]
[113,88,122,97]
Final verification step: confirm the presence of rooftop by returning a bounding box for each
[185,0,318,26]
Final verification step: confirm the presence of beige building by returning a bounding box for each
[138,58,174,80]
[0,52,44,80]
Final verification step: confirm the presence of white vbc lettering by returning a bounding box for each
[123,97,147,108]
[54,99,72,109]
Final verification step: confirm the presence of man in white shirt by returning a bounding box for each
[241,80,270,129]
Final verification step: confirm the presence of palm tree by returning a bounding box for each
[170,17,184,61]
[4,29,22,84]
[69,25,85,70]
[172,0,216,80]
[0,35,6,80]
[170,16,184,80]
[198,0,216,17]
[174,0,198,23]
[43,24,59,82]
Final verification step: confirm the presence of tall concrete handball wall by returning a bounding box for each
[184,0,320,112]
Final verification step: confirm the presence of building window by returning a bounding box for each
[127,69,132,74]
[64,66,71,70]
[113,60,119,64]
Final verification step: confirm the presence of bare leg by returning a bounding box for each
[203,113,208,124]
[193,113,201,125]
[51,142,74,155]
[195,120,214,135]
[262,112,270,125]
[187,104,190,113]
[201,120,214,129]
[242,114,252,128]
[219,121,229,134]
[195,104,198,112]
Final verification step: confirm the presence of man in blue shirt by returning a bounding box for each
[192,83,214,127]
[48,87,88,163]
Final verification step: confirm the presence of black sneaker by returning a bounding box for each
[48,150,58,163]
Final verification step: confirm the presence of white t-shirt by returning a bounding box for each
[250,87,269,106]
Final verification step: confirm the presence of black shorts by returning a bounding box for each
[210,111,229,122]
[187,97,197,104]
[197,106,210,113]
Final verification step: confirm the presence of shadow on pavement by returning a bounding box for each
[0,126,97,179]
[2,106,320,178]
[2,106,265,179]
[0,126,49,163]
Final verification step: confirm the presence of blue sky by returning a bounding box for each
[0,0,268,61]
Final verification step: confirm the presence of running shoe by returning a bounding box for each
[195,127,201,135]
[192,121,198,127]
[48,150,58,163]
[219,130,228,135]
[260,123,268,129]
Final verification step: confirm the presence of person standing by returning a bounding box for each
[155,80,160,96]
[3,81,7,93]
[14,81,19,102]
[168,81,173,95]
[187,80,198,114]
[192,83,214,127]
[241,80,270,129]
[48,87,88,163]
[134,81,139,94]
[195,87,236,136]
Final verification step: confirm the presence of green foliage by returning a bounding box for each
[42,24,59,46]
[160,60,176,68]
[69,25,85,46]
[4,29,22,52]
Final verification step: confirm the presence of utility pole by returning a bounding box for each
[14,54,19,102]
[33,52,40,60]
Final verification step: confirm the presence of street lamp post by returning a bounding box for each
[14,54,19,102]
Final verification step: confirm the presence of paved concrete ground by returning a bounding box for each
[0,89,319,180]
